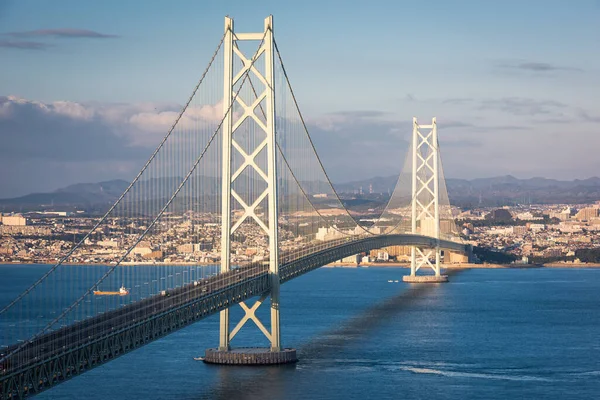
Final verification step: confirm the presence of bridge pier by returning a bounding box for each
[204,348,297,365]
[403,245,449,283]
[403,274,449,283]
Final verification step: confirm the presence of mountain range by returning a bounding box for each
[2,175,600,212]
[336,175,600,207]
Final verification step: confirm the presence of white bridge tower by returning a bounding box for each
[204,15,297,365]
[403,117,449,283]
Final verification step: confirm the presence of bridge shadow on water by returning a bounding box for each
[197,269,465,400]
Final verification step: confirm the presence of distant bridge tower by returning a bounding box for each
[403,117,449,283]
[204,16,297,365]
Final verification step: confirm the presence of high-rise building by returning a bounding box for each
[513,226,528,235]
[1,215,28,226]
[575,207,598,221]
[549,207,571,221]
[382,245,411,256]
[419,218,454,236]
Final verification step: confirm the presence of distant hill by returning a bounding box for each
[0,180,130,213]
[2,175,600,212]
[334,175,600,207]
[0,176,331,214]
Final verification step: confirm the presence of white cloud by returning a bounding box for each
[51,101,95,120]
[0,95,225,197]
[1,93,599,198]
[310,110,389,132]
[128,101,222,133]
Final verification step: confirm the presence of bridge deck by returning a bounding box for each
[0,234,464,399]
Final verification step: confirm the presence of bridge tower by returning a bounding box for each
[204,15,297,365]
[403,117,449,283]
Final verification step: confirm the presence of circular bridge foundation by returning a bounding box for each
[203,347,298,365]
[402,275,449,283]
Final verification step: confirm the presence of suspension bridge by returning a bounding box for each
[0,16,467,398]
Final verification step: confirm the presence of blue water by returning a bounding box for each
[1,266,599,399]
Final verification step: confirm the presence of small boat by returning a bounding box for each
[394,280,399,283]
[387,280,393,283]
[193,356,204,361]
[93,285,129,296]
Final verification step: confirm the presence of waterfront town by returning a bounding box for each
[2,202,600,266]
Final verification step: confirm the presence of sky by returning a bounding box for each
[0,0,599,198]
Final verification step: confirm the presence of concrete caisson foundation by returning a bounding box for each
[402,275,449,283]
[203,347,298,365]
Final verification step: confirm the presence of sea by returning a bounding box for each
[1,265,599,400]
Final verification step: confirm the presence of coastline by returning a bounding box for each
[2,261,600,269]
[0,261,219,267]
[543,262,600,268]
[325,262,600,269]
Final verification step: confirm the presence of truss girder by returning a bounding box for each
[0,234,465,399]
[1,273,270,399]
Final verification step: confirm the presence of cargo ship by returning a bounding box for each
[93,285,129,296]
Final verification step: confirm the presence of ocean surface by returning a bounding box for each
[1,265,599,400]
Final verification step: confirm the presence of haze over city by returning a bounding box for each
[0,0,599,198]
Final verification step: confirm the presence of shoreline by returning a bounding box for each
[2,261,600,269]
[325,262,600,269]
[0,261,219,267]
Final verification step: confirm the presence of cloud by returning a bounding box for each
[310,110,390,132]
[416,119,529,133]
[499,61,582,73]
[532,117,575,125]
[442,98,474,105]
[440,138,482,148]
[436,96,589,126]
[6,28,118,39]
[442,120,474,129]
[1,94,598,198]
[128,102,223,134]
[580,110,600,123]
[479,124,530,131]
[0,39,50,50]
[434,121,530,148]
[306,111,408,182]
[51,101,96,120]
[0,96,222,197]
[306,111,544,183]
[447,121,528,131]
[0,96,148,162]
[0,28,119,52]
[302,100,600,184]
[478,97,567,117]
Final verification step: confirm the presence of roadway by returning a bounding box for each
[1,233,465,398]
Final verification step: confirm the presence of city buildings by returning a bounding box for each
[2,202,600,266]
